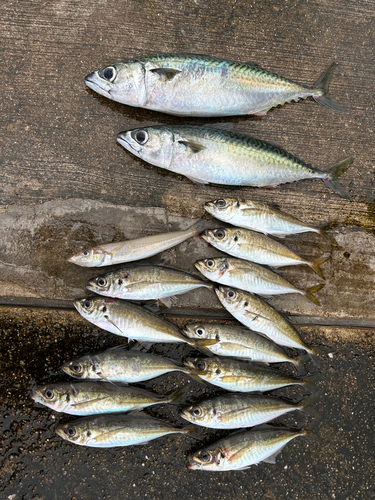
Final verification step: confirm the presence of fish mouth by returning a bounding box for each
[204,202,216,214]
[116,132,141,154]
[86,280,98,293]
[85,72,112,99]
[73,299,84,314]
[55,426,68,440]
[194,261,205,273]
[200,231,211,243]
[179,408,191,421]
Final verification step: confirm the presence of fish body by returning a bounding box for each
[117,125,352,198]
[188,427,307,470]
[31,382,181,415]
[74,297,191,343]
[87,264,212,301]
[215,286,314,354]
[86,54,346,116]
[68,219,207,267]
[201,228,328,278]
[184,357,305,392]
[195,257,322,305]
[62,347,191,383]
[56,413,193,447]
[183,322,298,366]
[181,393,304,429]
[205,198,332,241]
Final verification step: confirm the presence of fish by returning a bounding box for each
[204,198,336,243]
[184,357,307,392]
[215,286,316,356]
[74,296,216,347]
[62,347,192,383]
[117,125,353,198]
[31,382,186,416]
[85,54,347,117]
[195,257,323,305]
[183,322,300,367]
[188,427,307,470]
[201,228,329,279]
[68,219,208,267]
[180,393,305,429]
[86,264,213,302]
[56,413,195,447]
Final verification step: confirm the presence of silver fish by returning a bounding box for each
[31,382,185,415]
[184,357,307,392]
[195,257,323,305]
[205,198,335,243]
[117,125,353,198]
[180,393,305,429]
[73,297,215,347]
[188,427,307,471]
[68,219,207,267]
[85,54,347,116]
[56,413,195,447]
[87,264,212,301]
[62,347,192,383]
[202,228,329,278]
[183,322,300,367]
[215,286,316,356]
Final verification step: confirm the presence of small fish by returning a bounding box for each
[56,413,195,447]
[74,296,215,347]
[117,125,353,198]
[31,382,186,416]
[183,322,300,367]
[87,264,212,302]
[85,54,347,116]
[195,257,323,305]
[202,228,329,279]
[215,286,316,356]
[188,427,307,471]
[68,219,208,267]
[204,198,335,243]
[62,347,192,383]
[180,393,305,429]
[184,357,306,392]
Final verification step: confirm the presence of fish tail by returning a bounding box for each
[322,157,354,199]
[163,385,190,405]
[308,254,330,279]
[318,227,338,246]
[187,219,213,237]
[304,284,324,306]
[312,62,348,113]
[181,424,202,440]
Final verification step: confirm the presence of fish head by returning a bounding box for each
[61,355,96,379]
[68,247,107,267]
[204,198,242,221]
[180,401,215,427]
[30,384,71,412]
[74,296,108,323]
[56,419,93,445]
[183,323,211,340]
[215,286,242,312]
[195,258,229,280]
[188,446,227,471]
[184,356,222,382]
[117,126,174,168]
[85,61,146,106]
[201,228,237,252]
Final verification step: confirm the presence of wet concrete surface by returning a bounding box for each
[1,306,375,499]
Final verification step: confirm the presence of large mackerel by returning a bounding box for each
[85,54,347,116]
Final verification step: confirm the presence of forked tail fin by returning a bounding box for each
[323,157,354,199]
[304,284,325,306]
[308,254,330,279]
[312,62,348,113]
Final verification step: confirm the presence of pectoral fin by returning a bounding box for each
[150,68,181,81]
[178,141,206,154]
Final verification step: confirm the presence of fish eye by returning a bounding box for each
[228,290,235,298]
[234,236,238,242]
[134,130,148,144]
[244,301,248,307]
[102,306,107,313]
[83,250,89,256]
[67,427,76,437]
[97,278,107,287]
[206,260,214,267]
[44,389,54,399]
[216,200,226,208]
[196,361,206,370]
[84,300,92,309]
[215,230,225,239]
[196,328,204,336]
[236,201,240,207]
[87,430,92,437]
[99,66,116,82]
[118,279,123,285]
[192,407,202,416]
[200,452,211,462]
[72,364,82,373]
